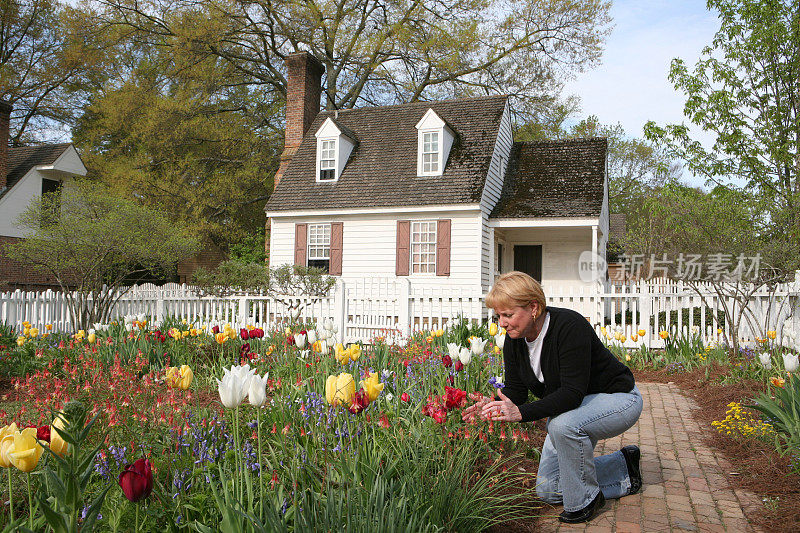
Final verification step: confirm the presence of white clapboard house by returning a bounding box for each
[265,52,609,298]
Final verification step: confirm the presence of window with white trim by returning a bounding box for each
[307,223,331,272]
[319,139,336,181]
[411,221,437,274]
[421,131,439,174]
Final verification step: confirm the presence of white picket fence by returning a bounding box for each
[2,277,799,347]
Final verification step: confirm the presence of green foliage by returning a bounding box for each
[751,373,800,454]
[446,316,489,347]
[38,401,111,533]
[5,181,199,330]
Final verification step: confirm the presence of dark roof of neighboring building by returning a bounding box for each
[490,138,607,218]
[3,143,72,195]
[266,95,508,211]
[609,213,626,241]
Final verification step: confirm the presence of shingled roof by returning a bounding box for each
[490,138,607,219]
[266,95,507,212]
[2,144,72,196]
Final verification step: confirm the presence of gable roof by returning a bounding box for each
[4,143,72,193]
[490,138,607,219]
[266,95,508,212]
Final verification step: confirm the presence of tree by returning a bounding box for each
[0,0,105,142]
[91,0,612,117]
[644,0,800,268]
[5,182,200,330]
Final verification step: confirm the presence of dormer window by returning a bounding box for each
[415,109,454,177]
[421,131,439,173]
[319,139,336,181]
[315,117,357,182]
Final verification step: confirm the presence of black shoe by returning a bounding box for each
[620,445,642,495]
[558,491,605,524]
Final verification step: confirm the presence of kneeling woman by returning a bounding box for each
[463,271,643,524]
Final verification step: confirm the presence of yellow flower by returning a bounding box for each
[181,330,190,339]
[348,344,361,361]
[215,332,227,344]
[717,328,723,335]
[87,333,96,344]
[625,354,631,361]
[767,330,777,340]
[22,321,30,328]
[0,423,19,467]
[435,329,444,337]
[360,372,384,402]
[771,376,785,388]
[16,337,25,347]
[50,416,69,457]
[45,324,53,331]
[325,373,355,406]
[631,334,638,342]
[312,340,322,353]
[23,328,30,337]
[166,365,194,390]
[659,330,669,340]
[8,427,44,472]
[638,329,646,337]
[335,343,350,365]
[426,335,434,343]
[488,323,498,336]
[494,345,501,354]
[29,328,39,338]
[600,327,607,336]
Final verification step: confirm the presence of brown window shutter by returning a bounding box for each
[436,219,451,276]
[329,222,343,275]
[294,223,307,266]
[396,220,410,276]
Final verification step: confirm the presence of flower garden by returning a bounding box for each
[1,316,800,530]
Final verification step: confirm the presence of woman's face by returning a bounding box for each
[494,302,539,340]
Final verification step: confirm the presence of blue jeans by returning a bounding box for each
[536,386,643,512]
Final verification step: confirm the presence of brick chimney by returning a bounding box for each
[274,52,325,190]
[266,52,324,264]
[0,100,10,191]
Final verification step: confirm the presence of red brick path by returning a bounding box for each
[537,382,763,532]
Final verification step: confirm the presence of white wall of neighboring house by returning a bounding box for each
[494,225,597,291]
[270,208,484,287]
[0,146,85,238]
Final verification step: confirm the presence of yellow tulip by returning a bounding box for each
[166,365,194,390]
[325,373,355,406]
[631,335,638,342]
[767,330,777,340]
[625,354,631,361]
[600,326,606,335]
[16,337,25,347]
[348,344,361,361]
[489,322,498,336]
[435,329,444,337]
[659,330,669,340]
[45,324,53,331]
[215,332,227,344]
[50,417,69,457]
[23,327,30,337]
[87,333,96,344]
[638,329,646,337]
[494,345,501,354]
[29,328,39,338]
[22,321,30,328]
[9,427,44,472]
[0,423,19,468]
[182,330,190,339]
[335,344,349,365]
[360,372,384,402]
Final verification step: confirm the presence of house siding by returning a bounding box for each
[270,210,482,286]
[479,101,513,291]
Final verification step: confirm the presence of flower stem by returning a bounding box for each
[135,503,139,533]
[257,407,264,522]
[7,467,13,523]
[25,472,32,531]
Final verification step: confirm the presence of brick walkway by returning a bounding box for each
[537,382,764,532]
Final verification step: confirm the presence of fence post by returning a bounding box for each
[639,280,653,348]
[399,278,410,337]
[237,296,249,327]
[156,287,166,325]
[333,280,346,344]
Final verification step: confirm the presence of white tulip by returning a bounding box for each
[320,340,329,354]
[495,334,506,350]
[306,330,317,344]
[216,364,256,409]
[125,324,133,332]
[318,329,328,341]
[295,333,307,349]
[469,337,488,356]
[299,350,310,359]
[93,322,103,331]
[88,328,96,336]
[759,352,772,370]
[691,325,699,335]
[324,319,334,331]
[248,373,269,407]
[783,353,799,373]
[447,343,460,362]
[459,347,472,365]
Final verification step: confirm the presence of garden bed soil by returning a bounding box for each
[633,366,800,532]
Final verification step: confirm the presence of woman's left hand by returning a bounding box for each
[480,389,522,422]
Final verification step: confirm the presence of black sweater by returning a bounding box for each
[502,306,635,422]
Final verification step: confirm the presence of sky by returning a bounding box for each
[562,0,720,185]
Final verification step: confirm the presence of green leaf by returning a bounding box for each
[81,485,112,533]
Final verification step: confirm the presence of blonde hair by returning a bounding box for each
[486,271,547,317]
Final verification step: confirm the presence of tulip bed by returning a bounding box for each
[0,318,544,531]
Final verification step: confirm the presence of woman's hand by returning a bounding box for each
[461,394,492,422]
[480,389,522,423]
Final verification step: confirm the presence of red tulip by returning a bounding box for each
[441,354,452,368]
[286,335,295,345]
[240,328,250,340]
[212,325,220,335]
[454,360,463,372]
[401,392,410,403]
[36,425,51,442]
[118,458,153,503]
[444,386,467,411]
